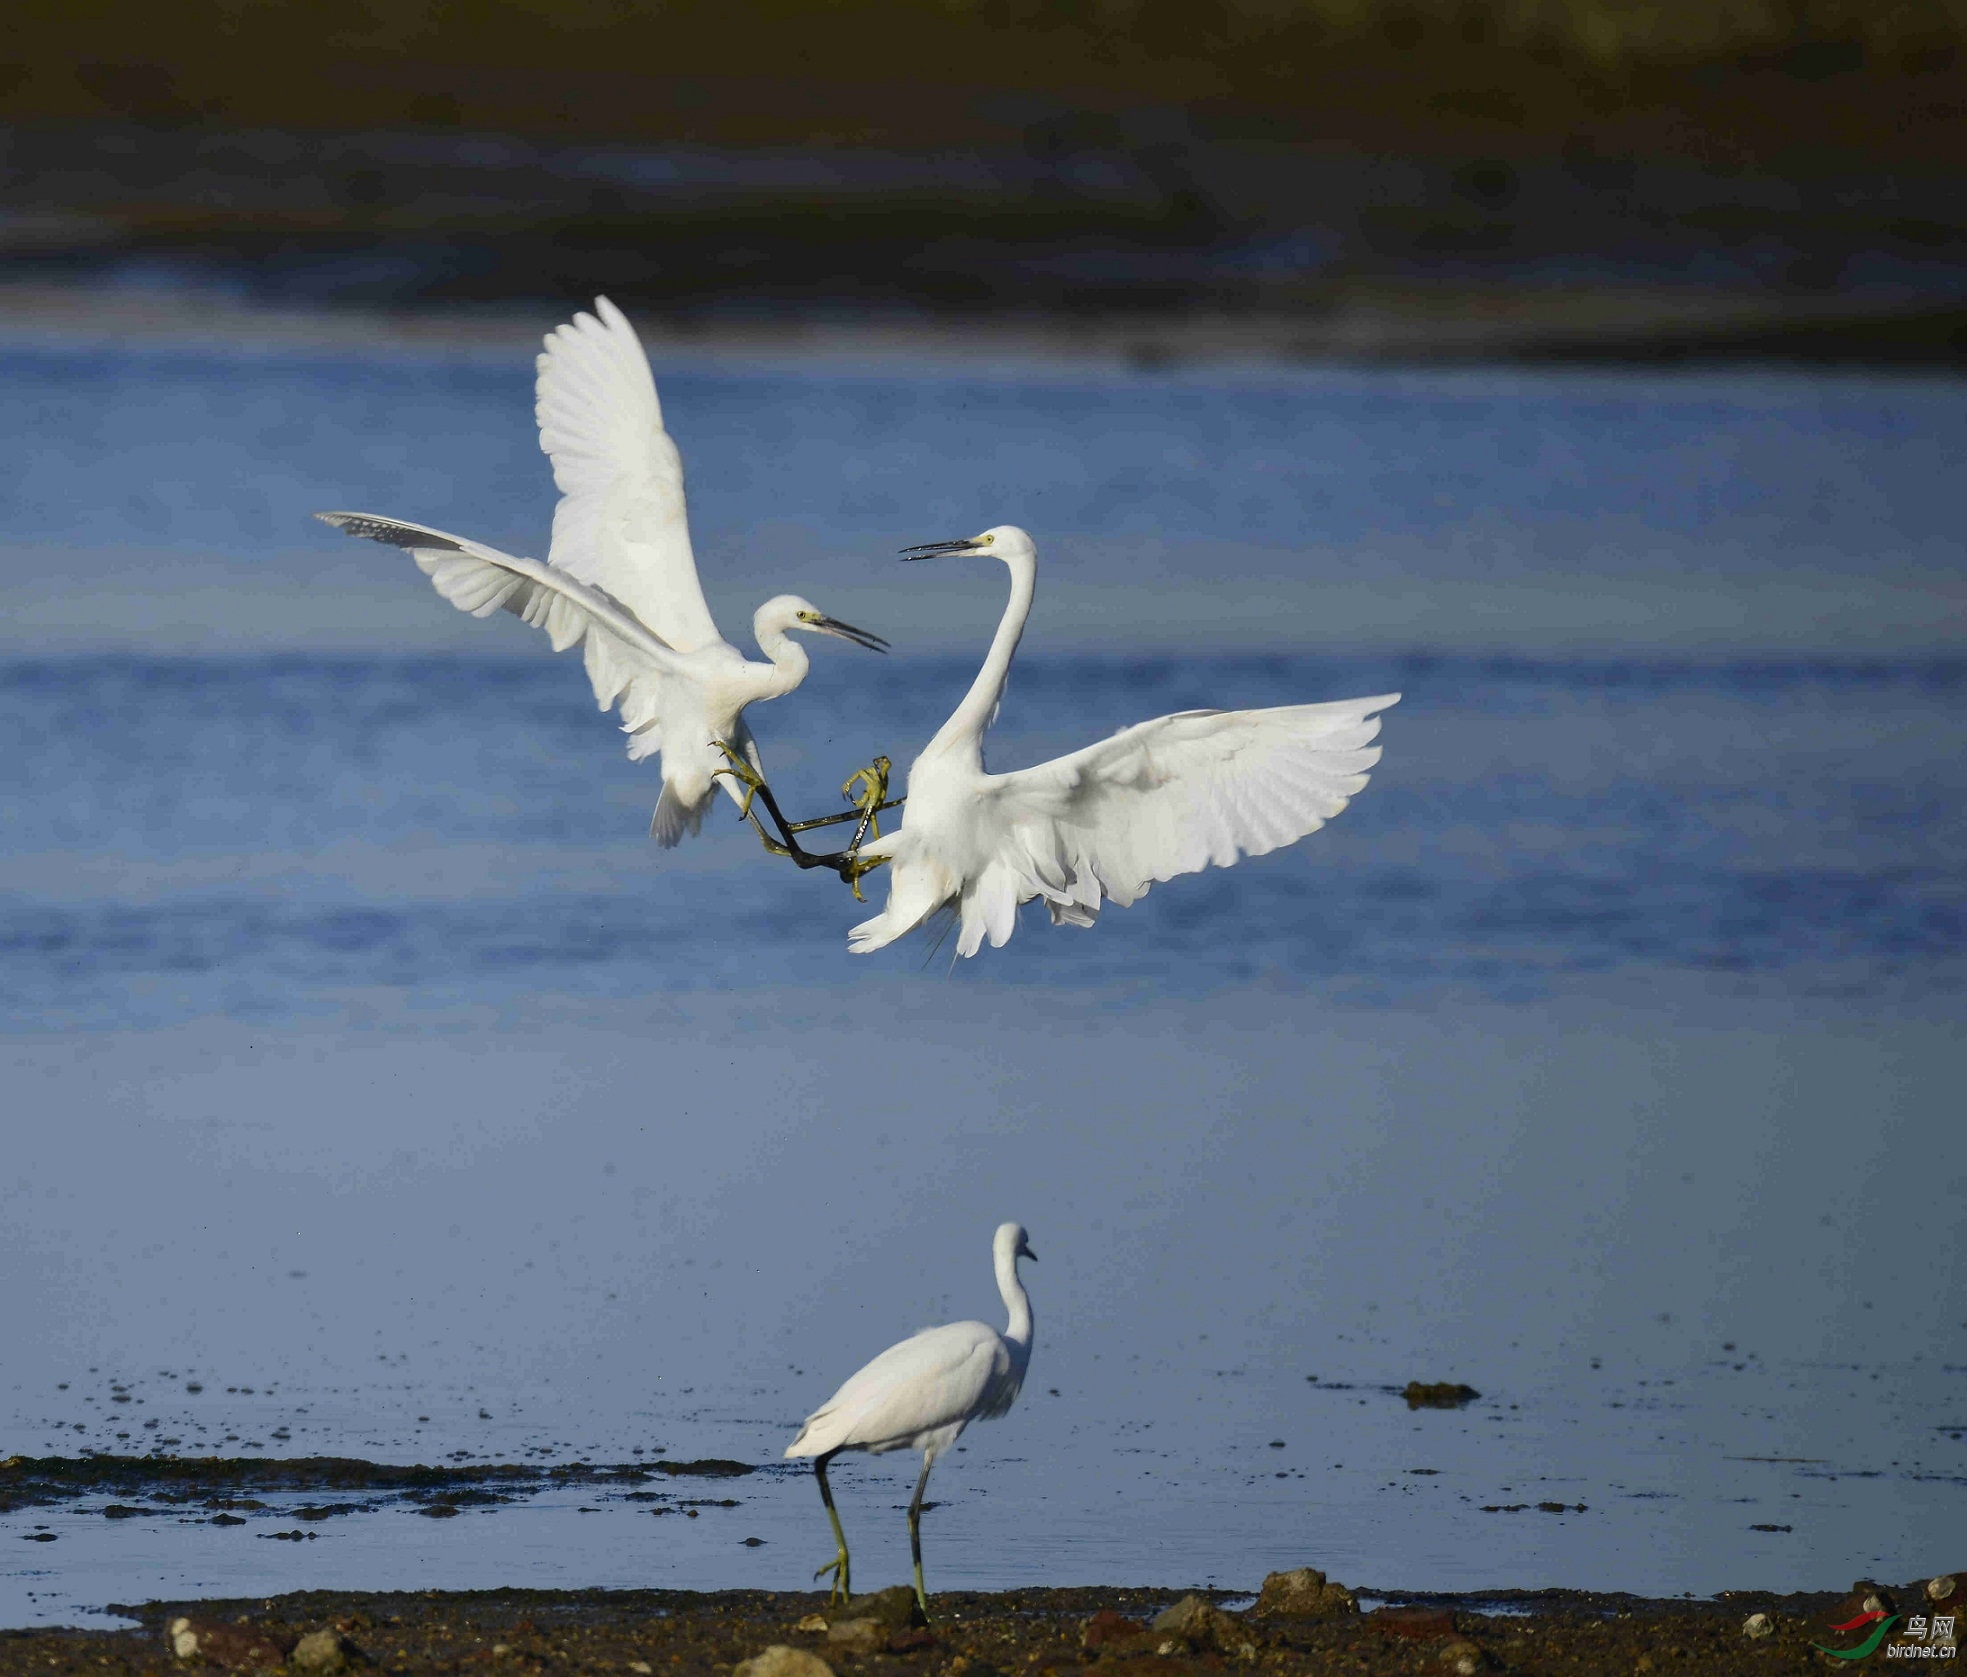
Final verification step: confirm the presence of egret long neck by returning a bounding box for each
[926,550,1036,765]
[996,1249,1033,1351]
[753,627,810,699]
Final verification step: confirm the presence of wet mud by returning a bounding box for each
[1,1570,1962,1677]
[0,1455,757,1523]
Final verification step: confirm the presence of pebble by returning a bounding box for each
[1254,1567,1358,1620]
[1371,1607,1459,1640]
[1150,1595,1258,1659]
[291,1629,355,1673]
[734,1647,835,1677]
[825,1620,885,1654]
[832,1587,925,1630]
[1081,1611,1144,1656]
[165,1617,288,1669]
[1742,1613,1774,1640]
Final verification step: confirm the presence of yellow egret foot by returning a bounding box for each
[710,742,817,861]
[815,1553,851,1610]
[837,850,888,904]
[784,755,902,895]
[841,756,893,843]
[710,741,774,828]
[813,1453,852,1608]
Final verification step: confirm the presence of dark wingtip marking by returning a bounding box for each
[315,512,465,553]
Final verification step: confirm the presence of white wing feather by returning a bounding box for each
[535,297,726,657]
[785,1322,1007,1458]
[867,693,1398,959]
[314,512,685,744]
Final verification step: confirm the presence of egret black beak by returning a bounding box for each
[805,615,890,653]
[1018,1241,1037,1262]
[900,537,985,561]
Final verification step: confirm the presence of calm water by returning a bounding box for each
[0,331,1963,1625]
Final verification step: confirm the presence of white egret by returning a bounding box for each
[316,296,887,851]
[786,1222,1036,1617]
[844,526,1399,957]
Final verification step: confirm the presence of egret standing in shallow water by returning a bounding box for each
[786,1222,1035,1618]
[844,526,1399,957]
[317,297,887,853]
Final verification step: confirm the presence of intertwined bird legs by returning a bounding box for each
[711,742,902,899]
[708,742,793,855]
[908,1457,934,1621]
[813,1452,851,1609]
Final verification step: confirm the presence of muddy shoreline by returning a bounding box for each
[2,1571,1962,1677]
[4,277,1964,370]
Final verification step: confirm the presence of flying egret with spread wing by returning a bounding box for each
[843,526,1398,958]
[786,1222,1035,1618]
[317,297,887,849]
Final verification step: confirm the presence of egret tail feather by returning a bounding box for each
[650,782,704,847]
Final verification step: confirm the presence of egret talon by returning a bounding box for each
[840,755,893,844]
[711,738,820,859]
[814,1553,851,1608]
[841,755,891,814]
[829,753,896,897]
[841,852,888,903]
[710,738,769,823]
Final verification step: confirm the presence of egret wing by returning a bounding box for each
[535,297,726,656]
[315,512,685,736]
[959,694,1400,956]
[786,1323,1003,1457]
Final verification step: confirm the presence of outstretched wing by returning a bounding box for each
[315,512,686,729]
[954,693,1399,957]
[534,297,726,656]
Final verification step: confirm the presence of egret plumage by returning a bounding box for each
[317,297,887,847]
[844,526,1399,957]
[786,1222,1036,1617]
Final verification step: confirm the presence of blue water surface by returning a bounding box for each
[1,331,1963,1624]
[0,650,1963,1026]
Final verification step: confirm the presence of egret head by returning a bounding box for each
[995,1221,1037,1265]
[900,525,1035,564]
[753,594,889,653]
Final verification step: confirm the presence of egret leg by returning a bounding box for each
[813,1452,851,1609]
[710,739,895,889]
[838,756,893,902]
[840,756,893,848]
[710,740,799,857]
[907,1456,934,1621]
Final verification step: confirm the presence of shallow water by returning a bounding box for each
[0,336,1962,1626]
